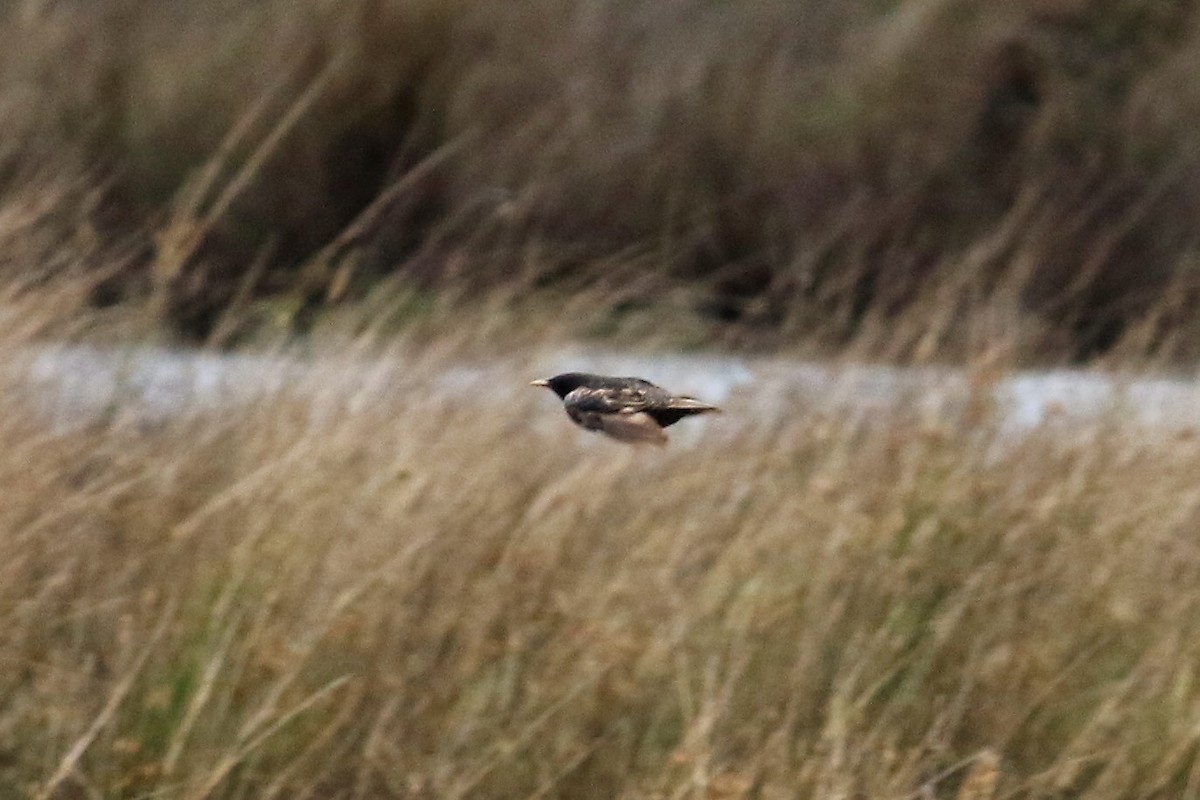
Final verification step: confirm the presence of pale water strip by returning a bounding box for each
[10,344,1200,443]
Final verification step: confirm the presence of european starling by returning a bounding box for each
[530,372,721,445]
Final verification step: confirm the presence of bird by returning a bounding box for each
[530,372,721,445]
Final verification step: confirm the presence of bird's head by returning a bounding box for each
[530,372,594,398]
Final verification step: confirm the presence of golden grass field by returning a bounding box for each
[4,316,1200,798]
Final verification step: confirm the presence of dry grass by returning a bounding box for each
[3,0,1200,357]
[4,3,1200,793]
[3,323,1200,799]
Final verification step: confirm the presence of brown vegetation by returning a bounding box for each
[3,0,1200,358]
[4,330,1200,797]
[5,3,1200,796]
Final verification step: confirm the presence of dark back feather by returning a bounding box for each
[543,373,664,399]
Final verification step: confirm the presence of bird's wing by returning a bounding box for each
[564,386,651,414]
[620,378,675,404]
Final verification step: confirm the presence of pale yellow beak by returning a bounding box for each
[529,379,550,387]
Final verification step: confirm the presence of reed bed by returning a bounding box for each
[3,333,1200,798]
[3,2,1200,796]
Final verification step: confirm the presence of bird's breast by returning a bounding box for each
[566,406,605,431]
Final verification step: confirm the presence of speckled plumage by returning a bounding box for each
[531,372,721,445]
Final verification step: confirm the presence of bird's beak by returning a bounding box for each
[529,379,550,387]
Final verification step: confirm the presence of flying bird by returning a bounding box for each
[530,372,721,445]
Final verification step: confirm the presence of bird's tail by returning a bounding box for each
[667,396,722,414]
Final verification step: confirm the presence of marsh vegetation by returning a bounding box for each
[4,1,1200,797]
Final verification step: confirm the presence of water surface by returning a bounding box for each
[14,344,1200,444]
